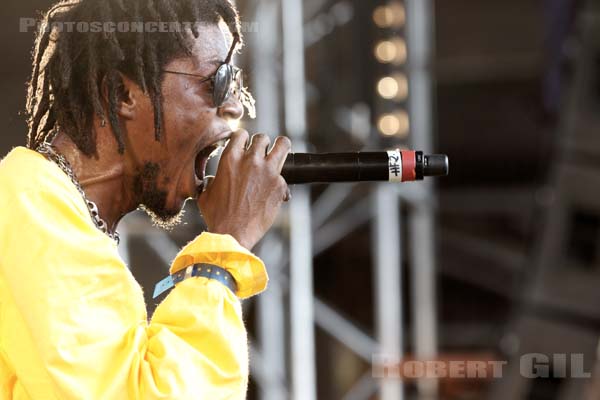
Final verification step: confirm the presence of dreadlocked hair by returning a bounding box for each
[26,0,243,156]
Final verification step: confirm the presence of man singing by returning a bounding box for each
[0,0,290,398]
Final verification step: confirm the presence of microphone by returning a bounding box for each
[281,149,448,184]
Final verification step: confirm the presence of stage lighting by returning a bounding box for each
[377,110,409,137]
[374,38,407,65]
[377,73,408,100]
[372,2,406,29]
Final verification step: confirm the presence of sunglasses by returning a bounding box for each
[163,33,244,108]
[163,63,243,108]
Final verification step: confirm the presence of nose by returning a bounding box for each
[217,94,244,122]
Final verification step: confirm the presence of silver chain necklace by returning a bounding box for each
[36,143,120,244]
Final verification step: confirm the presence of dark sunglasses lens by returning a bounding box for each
[213,64,233,106]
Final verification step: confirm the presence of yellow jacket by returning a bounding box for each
[0,147,268,399]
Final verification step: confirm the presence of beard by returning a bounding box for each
[134,162,185,230]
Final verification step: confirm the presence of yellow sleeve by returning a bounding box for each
[0,186,268,400]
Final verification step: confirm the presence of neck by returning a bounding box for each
[50,130,135,235]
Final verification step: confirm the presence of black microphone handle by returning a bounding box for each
[281,150,449,184]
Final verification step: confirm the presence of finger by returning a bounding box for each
[197,176,215,206]
[222,129,249,156]
[267,136,292,172]
[202,175,215,193]
[283,187,292,202]
[247,133,271,157]
[196,176,215,212]
[275,176,291,202]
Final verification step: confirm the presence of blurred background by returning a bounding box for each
[2,0,600,399]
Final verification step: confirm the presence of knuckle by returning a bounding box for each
[253,133,270,145]
[266,157,282,172]
[248,156,261,168]
[220,148,239,162]
[233,129,250,142]
[265,162,278,175]
[277,176,288,190]
[254,133,268,140]
[249,148,264,161]
[276,136,292,149]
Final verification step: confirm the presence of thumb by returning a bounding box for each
[199,175,215,197]
[197,175,216,222]
[198,175,215,207]
[202,175,215,193]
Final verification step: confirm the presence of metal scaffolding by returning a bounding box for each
[251,1,439,399]
[281,0,317,398]
[250,2,288,400]
[405,0,438,397]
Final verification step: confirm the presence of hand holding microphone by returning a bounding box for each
[197,131,291,250]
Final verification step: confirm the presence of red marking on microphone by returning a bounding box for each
[401,150,416,181]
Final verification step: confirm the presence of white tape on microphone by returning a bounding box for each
[386,149,403,182]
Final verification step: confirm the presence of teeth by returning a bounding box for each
[207,147,220,160]
[215,138,229,148]
[206,140,227,160]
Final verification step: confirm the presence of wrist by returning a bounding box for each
[170,231,269,298]
[154,263,238,299]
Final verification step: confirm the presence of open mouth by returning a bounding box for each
[194,138,229,191]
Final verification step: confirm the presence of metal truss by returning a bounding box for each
[251,1,439,399]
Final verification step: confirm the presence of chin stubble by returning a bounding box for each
[134,162,185,230]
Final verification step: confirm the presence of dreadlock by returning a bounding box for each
[26,0,243,156]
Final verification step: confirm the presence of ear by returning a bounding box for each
[100,72,140,121]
